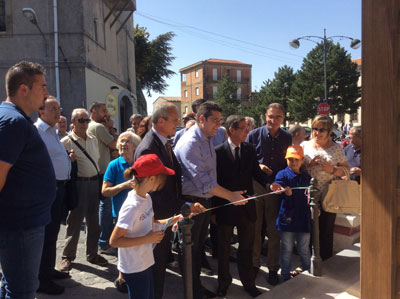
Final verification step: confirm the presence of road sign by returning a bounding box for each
[317,103,330,115]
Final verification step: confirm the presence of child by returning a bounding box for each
[274,145,312,281]
[109,154,180,299]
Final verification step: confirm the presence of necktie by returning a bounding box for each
[234,146,240,170]
[165,141,173,163]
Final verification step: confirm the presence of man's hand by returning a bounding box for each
[69,149,76,162]
[229,190,247,206]
[259,163,273,175]
[190,202,206,214]
[284,187,292,196]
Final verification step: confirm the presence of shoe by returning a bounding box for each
[59,258,72,272]
[87,254,108,266]
[99,247,116,255]
[114,278,128,293]
[37,280,65,295]
[267,270,279,286]
[202,288,217,298]
[52,269,71,280]
[216,287,227,297]
[201,266,213,276]
[244,287,262,298]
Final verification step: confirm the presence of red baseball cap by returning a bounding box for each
[132,154,175,178]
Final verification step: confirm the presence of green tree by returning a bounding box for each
[134,25,175,96]
[290,40,360,122]
[213,75,239,118]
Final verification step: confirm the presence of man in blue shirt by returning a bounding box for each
[246,103,292,285]
[0,61,56,299]
[344,126,361,184]
[175,101,246,299]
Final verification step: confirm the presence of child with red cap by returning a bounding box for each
[109,154,180,299]
[274,145,312,281]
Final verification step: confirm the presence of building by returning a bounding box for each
[0,0,146,132]
[152,96,183,125]
[179,58,252,109]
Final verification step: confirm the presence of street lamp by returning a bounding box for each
[22,8,48,57]
[289,29,361,103]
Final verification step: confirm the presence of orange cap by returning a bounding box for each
[285,145,304,159]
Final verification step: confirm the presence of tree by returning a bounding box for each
[134,25,175,96]
[213,75,240,118]
[243,65,296,125]
[290,40,360,122]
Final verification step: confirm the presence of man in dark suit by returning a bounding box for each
[214,115,269,298]
[134,103,204,299]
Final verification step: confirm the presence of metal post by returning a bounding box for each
[178,204,194,299]
[323,28,328,103]
[309,178,322,276]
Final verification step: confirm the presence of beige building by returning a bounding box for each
[153,96,187,126]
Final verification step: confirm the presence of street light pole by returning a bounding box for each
[289,29,360,104]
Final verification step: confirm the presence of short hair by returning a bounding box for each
[266,103,285,115]
[349,126,361,137]
[130,113,144,122]
[196,101,222,122]
[38,96,58,118]
[89,101,105,113]
[152,103,177,124]
[136,116,152,139]
[5,61,45,97]
[117,131,141,154]
[245,116,255,127]
[311,115,334,134]
[288,124,304,136]
[71,108,89,120]
[225,115,246,136]
[192,98,206,113]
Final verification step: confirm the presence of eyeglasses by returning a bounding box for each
[207,117,223,125]
[312,127,328,133]
[119,139,132,145]
[45,107,63,113]
[77,118,91,124]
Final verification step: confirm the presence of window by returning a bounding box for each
[350,112,358,121]
[93,18,98,42]
[237,70,241,82]
[185,106,188,113]
[0,0,5,32]
[338,113,345,122]
[213,86,218,96]
[226,69,230,76]
[212,68,217,81]
[237,87,242,100]
[195,87,199,96]
[184,90,188,98]
[195,70,199,78]
[182,73,186,82]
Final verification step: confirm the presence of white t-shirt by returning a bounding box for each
[301,140,346,189]
[116,191,155,274]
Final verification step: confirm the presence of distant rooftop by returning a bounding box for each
[180,58,252,72]
[153,96,181,104]
[352,58,362,65]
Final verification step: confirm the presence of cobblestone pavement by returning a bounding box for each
[33,225,299,299]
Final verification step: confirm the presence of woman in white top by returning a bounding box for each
[301,115,349,260]
[109,154,180,299]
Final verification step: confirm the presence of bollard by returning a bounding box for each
[309,178,322,276]
[178,204,194,299]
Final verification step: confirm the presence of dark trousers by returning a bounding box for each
[319,209,337,260]
[122,266,154,299]
[186,197,211,299]
[217,220,256,291]
[39,182,66,283]
[153,228,173,299]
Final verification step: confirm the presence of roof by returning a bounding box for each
[352,58,362,65]
[153,96,181,104]
[179,58,252,72]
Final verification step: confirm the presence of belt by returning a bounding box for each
[76,175,98,181]
[56,180,67,186]
[182,195,208,203]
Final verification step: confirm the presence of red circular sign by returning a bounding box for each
[317,103,330,115]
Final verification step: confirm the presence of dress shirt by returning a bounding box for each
[227,138,240,159]
[87,121,114,174]
[61,132,100,178]
[175,124,218,198]
[152,127,168,147]
[35,118,71,180]
[211,127,226,147]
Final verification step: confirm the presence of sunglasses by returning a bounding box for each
[77,118,91,124]
[312,127,328,133]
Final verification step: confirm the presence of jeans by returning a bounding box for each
[122,266,154,299]
[0,226,45,299]
[280,231,311,281]
[98,198,114,250]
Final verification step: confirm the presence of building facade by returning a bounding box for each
[153,96,186,126]
[179,58,252,110]
[0,0,145,132]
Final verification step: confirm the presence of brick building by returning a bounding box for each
[179,58,252,109]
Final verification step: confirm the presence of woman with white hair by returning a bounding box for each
[101,131,141,292]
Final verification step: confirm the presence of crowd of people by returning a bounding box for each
[0,61,362,299]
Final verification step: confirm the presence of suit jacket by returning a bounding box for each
[134,130,183,219]
[214,141,269,226]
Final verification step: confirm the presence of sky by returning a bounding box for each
[134,0,362,113]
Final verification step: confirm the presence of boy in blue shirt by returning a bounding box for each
[275,145,311,281]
